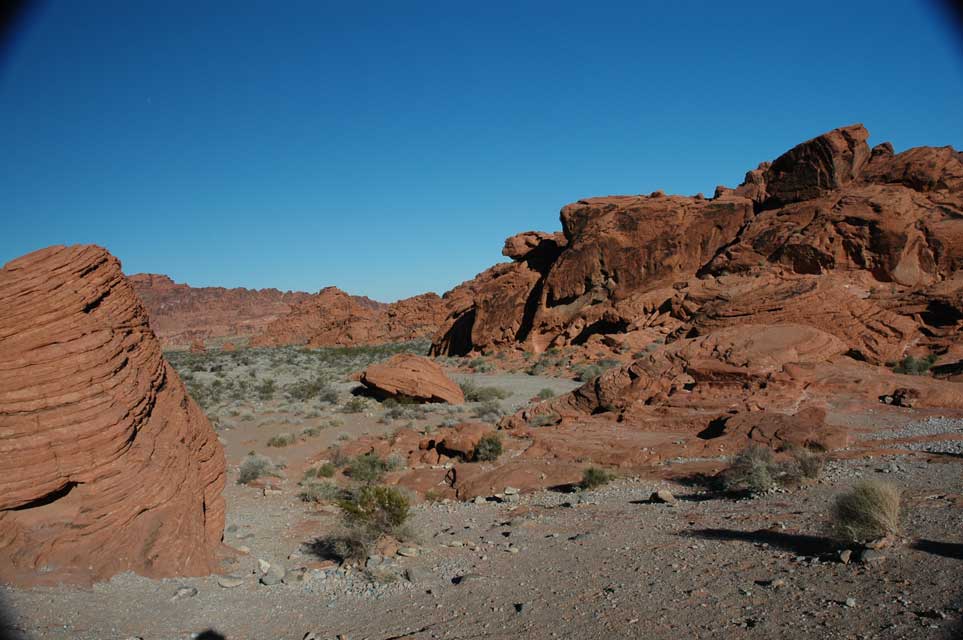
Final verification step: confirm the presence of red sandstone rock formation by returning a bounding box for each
[250,287,448,348]
[431,125,963,366]
[128,273,312,349]
[359,354,464,404]
[0,246,226,586]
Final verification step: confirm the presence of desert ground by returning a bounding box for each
[2,341,961,640]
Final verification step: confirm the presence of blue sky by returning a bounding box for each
[1,0,961,301]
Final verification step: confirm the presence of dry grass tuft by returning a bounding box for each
[831,479,901,543]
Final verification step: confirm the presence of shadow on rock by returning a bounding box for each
[0,591,26,640]
[195,632,226,640]
[684,527,838,556]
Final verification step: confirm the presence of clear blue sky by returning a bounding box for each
[1,1,961,301]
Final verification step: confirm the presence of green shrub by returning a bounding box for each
[579,467,615,490]
[299,481,346,503]
[474,434,503,462]
[338,485,410,540]
[459,379,511,402]
[267,432,296,447]
[347,452,390,484]
[238,454,275,484]
[575,364,603,382]
[286,376,336,402]
[892,354,938,375]
[536,388,555,400]
[342,396,368,413]
[473,399,505,423]
[256,378,277,401]
[300,426,321,438]
[831,480,901,543]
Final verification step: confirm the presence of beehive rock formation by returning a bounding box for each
[0,245,226,586]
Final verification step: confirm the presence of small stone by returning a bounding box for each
[217,575,244,589]
[507,546,520,554]
[845,597,857,608]
[259,562,286,586]
[856,549,886,564]
[447,540,464,547]
[473,496,487,505]
[650,490,676,504]
[397,547,419,557]
[405,567,429,583]
[170,586,198,601]
[257,558,271,574]
[838,549,852,564]
[452,573,485,586]
[769,579,786,589]
[236,545,250,554]
[504,487,520,495]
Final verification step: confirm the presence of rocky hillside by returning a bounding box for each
[431,124,963,373]
[129,273,313,349]
[0,246,225,586]
[249,287,448,348]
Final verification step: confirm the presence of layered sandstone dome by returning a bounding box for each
[0,245,226,586]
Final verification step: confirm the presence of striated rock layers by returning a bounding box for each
[0,246,226,586]
[250,287,448,348]
[129,273,312,349]
[431,124,963,368]
[359,354,465,404]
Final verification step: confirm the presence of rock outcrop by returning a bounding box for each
[0,246,226,586]
[250,287,447,348]
[431,125,963,366]
[359,354,464,404]
[129,273,311,349]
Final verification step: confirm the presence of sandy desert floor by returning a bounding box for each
[2,346,961,640]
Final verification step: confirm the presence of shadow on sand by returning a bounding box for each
[684,527,839,556]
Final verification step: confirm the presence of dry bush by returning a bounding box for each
[473,433,503,461]
[720,445,778,494]
[579,467,615,490]
[831,479,901,543]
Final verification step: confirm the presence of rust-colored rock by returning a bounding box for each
[359,354,464,404]
[249,287,447,348]
[0,245,226,586]
[129,273,311,349]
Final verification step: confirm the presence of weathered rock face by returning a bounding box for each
[129,273,311,349]
[431,125,963,366]
[359,354,464,404]
[249,287,447,348]
[0,246,226,586]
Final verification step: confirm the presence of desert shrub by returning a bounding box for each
[300,426,321,438]
[720,445,779,494]
[299,481,346,503]
[347,452,390,484]
[529,412,559,427]
[537,388,555,400]
[338,485,410,545]
[892,354,938,375]
[342,396,368,413]
[286,376,336,402]
[304,462,336,480]
[238,454,275,484]
[575,364,603,382]
[473,399,505,423]
[579,467,615,490]
[267,432,296,447]
[792,448,827,480]
[526,361,547,376]
[831,479,901,543]
[256,378,277,401]
[468,357,494,373]
[474,433,503,462]
[440,417,459,428]
[460,379,511,402]
[328,418,344,428]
